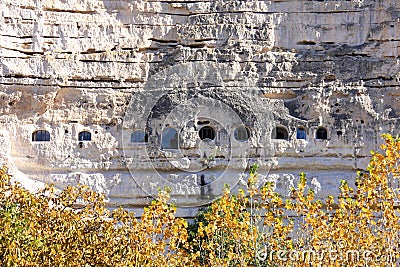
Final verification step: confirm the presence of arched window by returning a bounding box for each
[199,126,215,141]
[272,126,288,140]
[131,130,148,143]
[316,127,328,140]
[32,130,50,142]
[78,131,91,141]
[234,126,251,142]
[296,127,307,140]
[161,127,178,149]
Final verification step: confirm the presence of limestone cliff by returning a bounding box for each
[0,0,399,211]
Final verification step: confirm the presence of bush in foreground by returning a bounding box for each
[0,172,191,266]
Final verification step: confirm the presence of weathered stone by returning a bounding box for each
[0,0,399,213]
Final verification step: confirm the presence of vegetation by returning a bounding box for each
[0,134,399,266]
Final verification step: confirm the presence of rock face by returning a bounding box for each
[0,0,399,212]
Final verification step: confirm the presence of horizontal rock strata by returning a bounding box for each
[0,0,399,212]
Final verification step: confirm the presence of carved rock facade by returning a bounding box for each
[0,0,399,213]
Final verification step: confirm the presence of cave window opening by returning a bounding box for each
[197,120,210,126]
[78,131,92,141]
[234,126,251,142]
[272,126,288,140]
[32,130,50,142]
[161,127,178,149]
[131,130,148,143]
[316,127,328,140]
[199,126,216,141]
[296,127,307,140]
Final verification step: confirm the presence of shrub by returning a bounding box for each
[0,169,191,266]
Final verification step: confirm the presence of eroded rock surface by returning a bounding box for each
[0,0,399,212]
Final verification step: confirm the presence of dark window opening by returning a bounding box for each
[199,126,215,141]
[272,126,288,140]
[296,127,307,140]
[131,130,148,143]
[316,127,328,140]
[32,130,50,142]
[337,130,343,136]
[161,127,178,149]
[197,120,210,125]
[78,131,91,141]
[234,126,250,142]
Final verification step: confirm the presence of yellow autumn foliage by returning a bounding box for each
[0,171,192,266]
